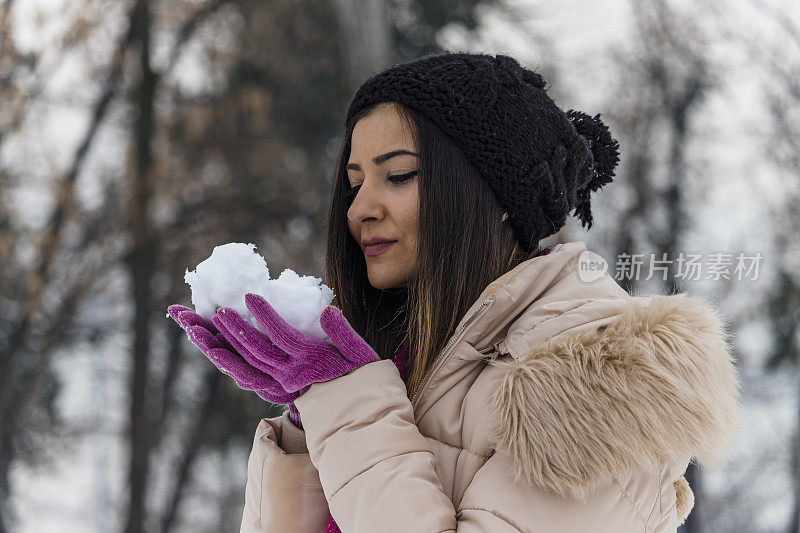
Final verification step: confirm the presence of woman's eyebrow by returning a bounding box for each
[346,149,419,171]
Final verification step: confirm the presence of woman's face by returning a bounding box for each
[346,102,420,289]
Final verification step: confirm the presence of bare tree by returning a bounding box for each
[604,1,723,529]
[123,1,157,531]
[0,1,137,529]
[332,0,392,91]
[739,1,800,530]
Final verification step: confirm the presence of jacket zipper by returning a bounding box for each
[410,297,495,406]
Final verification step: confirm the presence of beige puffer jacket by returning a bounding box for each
[240,241,741,532]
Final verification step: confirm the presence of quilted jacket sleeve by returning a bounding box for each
[293,359,464,532]
[239,412,330,533]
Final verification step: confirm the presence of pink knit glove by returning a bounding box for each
[167,305,300,406]
[212,294,381,401]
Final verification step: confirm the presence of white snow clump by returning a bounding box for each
[179,242,334,340]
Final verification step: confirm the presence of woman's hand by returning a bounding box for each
[211,293,380,397]
[167,305,299,405]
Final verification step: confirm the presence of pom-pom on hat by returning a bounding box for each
[344,51,621,254]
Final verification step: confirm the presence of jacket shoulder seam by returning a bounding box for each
[644,475,659,525]
[258,450,268,524]
[508,296,629,355]
[657,465,665,521]
[647,466,667,522]
[543,311,623,343]
[534,295,630,332]
[458,506,523,532]
[508,300,591,348]
[615,478,650,529]
[423,433,492,458]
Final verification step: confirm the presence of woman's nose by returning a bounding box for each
[347,183,383,223]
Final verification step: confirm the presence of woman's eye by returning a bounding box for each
[344,171,418,202]
[388,170,418,184]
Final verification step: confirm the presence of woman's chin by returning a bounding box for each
[367,270,405,290]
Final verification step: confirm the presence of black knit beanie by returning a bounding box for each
[344,51,621,254]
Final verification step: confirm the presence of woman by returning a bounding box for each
[169,52,741,532]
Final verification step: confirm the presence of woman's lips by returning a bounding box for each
[364,241,397,257]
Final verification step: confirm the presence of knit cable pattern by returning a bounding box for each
[345,51,620,252]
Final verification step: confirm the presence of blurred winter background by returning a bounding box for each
[0,0,798,531]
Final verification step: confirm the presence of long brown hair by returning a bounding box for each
[324,101,540,400]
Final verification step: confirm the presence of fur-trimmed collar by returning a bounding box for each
[417,241,741,524]
[486,292,741,502]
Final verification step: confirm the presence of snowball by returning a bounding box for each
[184,243,269,319]
[177,242,334,340]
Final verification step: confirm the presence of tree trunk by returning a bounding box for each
[160,370,221,532]
[667,69,708,533]
[790,367,800,533]
[123,1,158,532]
[331,0,392,93]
